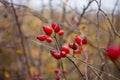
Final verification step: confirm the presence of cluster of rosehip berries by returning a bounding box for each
[50,46,70,59]
[54,68,67,80]
[69,36,88,54]
[50,36,88,59]
[37,23,88,60]
[37,23,64,43]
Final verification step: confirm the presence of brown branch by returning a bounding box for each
[72,56,120,80]
[100,9,120,38]
[66,57,84,79]
[82,49,89,80]
[111,0,119,22]
[77,0,95,26]
[10,0,31,77]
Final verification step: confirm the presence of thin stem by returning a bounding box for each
[54,33,61,49]
[60,59,67,80]
[66,57,84,79]
[54,33,67,80]
[88,66,104,80]
[10,0,31,77]
[72,56,120,80]
[82,49,89,80]
[100,9,120,38]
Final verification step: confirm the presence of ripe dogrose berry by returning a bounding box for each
[75,36,81,44]
[50,50,57,54]
[56,75,61,80]
[63,69,67,74]
[46,37,53,43]
[82,38,88,45]
[61,51,67,58]
[52,22,57,29]
[50,50,61,59]
[68,43,78,50]
[68,43,73,48]
[54,25,61,33]
[43,26,53,36]
[106,45,120,61]
[58,30,64,36]
[53,53,61,59]
[37,35,47,41]
[54,68,60,74]
[61,46,70,54]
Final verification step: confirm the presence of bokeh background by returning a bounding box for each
[0,0,120,80]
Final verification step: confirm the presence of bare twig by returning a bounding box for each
[100,9,120,38]
[66,57,84,79]
[10,0,31,77]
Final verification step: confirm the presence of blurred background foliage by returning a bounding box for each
[0,0,120,80]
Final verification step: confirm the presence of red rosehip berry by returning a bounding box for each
[68,43,77,50]
[61,51,67,58]
[53,52,61,59]
[63,69,67,74]
[54,25,61,33]
[46,37,53,43]
[50,51,61,59]
[61,46,70,54]
[82,38,88,45]
[74,36,81,44]
[52,22,57,29]
[106,45,120,61]
[68,43,73,48]
[37,35,47,41]
[56,75,61,80]
[43,26,53,36]
[54,68,60,74]
[58,30,64,36]
[50,50,57,54]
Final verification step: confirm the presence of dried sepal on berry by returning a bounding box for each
[68,43,78,50]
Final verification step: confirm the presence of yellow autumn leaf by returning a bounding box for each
[4,71,10,78]
[63,1,67,6]
[30,66,37,75]
[16,50,23,55]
